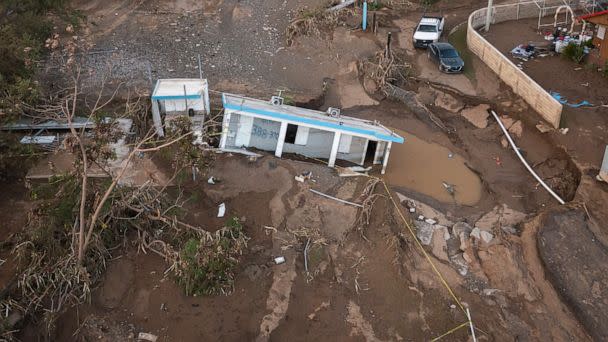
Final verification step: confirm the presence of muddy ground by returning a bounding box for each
[1,0,607,341]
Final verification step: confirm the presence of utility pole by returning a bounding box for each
[485,0,494,32]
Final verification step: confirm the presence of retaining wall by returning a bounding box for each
[467,1,563,128]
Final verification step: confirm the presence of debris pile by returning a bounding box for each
[398,193,527,277]
[358,48,412,91]
[286,7,353,46]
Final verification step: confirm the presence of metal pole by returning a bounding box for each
[485,0,494,32]
[372,12,377,34]
[362,1,368,31]
[183,85,189,115]
[385,32,392,57]
[197,54,203,79]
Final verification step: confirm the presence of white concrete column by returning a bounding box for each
[381,142,392,174]
[328,131,342,168]
[275,121,289,157]
[151,100,164,137]
[373,141,386,165]
[219,111,231,149]
[360,139,370,166]
[485,0,494,32]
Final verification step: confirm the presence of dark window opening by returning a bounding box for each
[365,141,377,164]
[285,124,298,144]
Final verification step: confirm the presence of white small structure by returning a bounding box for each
[151,79,210,137]
[219,93,404,174]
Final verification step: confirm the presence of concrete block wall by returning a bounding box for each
[467,1,563,128]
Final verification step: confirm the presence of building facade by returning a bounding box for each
[581,10,608,65]
[219,93,404,174]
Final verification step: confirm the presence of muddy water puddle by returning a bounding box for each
[383,130,482,206]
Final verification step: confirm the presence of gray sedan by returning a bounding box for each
[427,42,464,73]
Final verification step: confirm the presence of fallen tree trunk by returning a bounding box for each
[383,83,449,132]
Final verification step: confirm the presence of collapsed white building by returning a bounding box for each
[219,93,403,174]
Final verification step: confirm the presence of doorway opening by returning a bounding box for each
[285,124,298,144]
[365,141,377,164]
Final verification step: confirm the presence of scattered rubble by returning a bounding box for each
[508,120,523,138]
[414,220,434,246]
[475,204,526,232]
[480,230,494,244]
[396,192,452,226]
[460,104,490,128]
[138,332,158,342]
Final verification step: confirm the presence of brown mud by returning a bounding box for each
[384,129,483,206]
[0,0,602,341]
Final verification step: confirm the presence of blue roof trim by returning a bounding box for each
[222,99,404,143]
[152,94,202,100]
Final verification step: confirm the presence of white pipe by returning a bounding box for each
[466,308,478,342]
[490,110,565,205]
[309,189,364,208]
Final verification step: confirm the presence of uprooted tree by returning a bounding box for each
[0,69,247,339]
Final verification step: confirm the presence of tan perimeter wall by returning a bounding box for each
[467,1,563,128]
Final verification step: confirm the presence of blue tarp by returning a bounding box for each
[550,92,593,108]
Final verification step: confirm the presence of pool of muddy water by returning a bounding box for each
[383,130,483,206]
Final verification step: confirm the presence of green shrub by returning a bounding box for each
[368,1,383,10]
[561,43,585,64]
[176,217,248,296]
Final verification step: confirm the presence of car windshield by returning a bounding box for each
[440,48,459,58]
[417,24,437,32]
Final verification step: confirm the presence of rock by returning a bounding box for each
[536,122,553,133]
[508,120,523,138]
[480,230,494,244]
[499,115,515,129]
[459,232,469,251]
[435,225,450,240]
[431,227,449,262]
[414,221,434,245]
[424,218,437,225]
[138,332,158,342]
[395,192,452,226]
[460,104,490,128]
[476,204,526,231]
[462,250,473,263]
[450,253,469,276]
[452,222,473,237]
[434,91,465,113]
[470,227,481,240]
[500,137,509,148]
